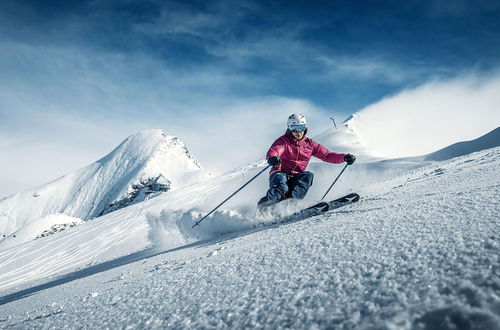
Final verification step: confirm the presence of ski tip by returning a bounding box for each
[342,192,360,201]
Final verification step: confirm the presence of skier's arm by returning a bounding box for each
[311,141,345,164]
[266,137,286,160]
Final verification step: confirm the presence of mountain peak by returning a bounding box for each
[124,128,173,147]
[99,128,174,163]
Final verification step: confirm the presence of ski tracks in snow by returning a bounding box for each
[0,202,148,291]
[0,163,257,292]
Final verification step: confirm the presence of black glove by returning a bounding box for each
[344,153,356,165]
[267,156,280,167]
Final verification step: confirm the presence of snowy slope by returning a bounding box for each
[0,129,212,244]
[0,146,498,329]
[0,128,497,293]
[425,126,500,161]
[0,161,257,291]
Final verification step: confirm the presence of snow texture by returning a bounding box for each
[0,145,498,329]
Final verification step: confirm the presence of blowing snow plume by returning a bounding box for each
[348,75,500,158]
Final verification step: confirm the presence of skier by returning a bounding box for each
[258,113,356,208]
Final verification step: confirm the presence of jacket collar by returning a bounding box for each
[285,129,306,145]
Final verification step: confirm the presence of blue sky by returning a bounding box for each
[1,0,499,197]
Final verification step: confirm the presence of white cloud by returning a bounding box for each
[133,1,259,39]
[350,74,500,158]
[317,55,418,84]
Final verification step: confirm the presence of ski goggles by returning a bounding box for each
[289,124,307,132]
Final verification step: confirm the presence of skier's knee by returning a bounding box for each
[272,182,289,194]
[302,171,314,186]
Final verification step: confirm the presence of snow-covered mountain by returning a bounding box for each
[425,126,500,161]
[0,129,212,244]
[313,112,499,165]
[313,114,381,162]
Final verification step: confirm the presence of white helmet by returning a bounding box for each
[287,113,307,132]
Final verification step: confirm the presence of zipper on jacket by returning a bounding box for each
[290,144,300,173]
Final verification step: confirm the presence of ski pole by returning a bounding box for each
[192,165,271,228]
[320,163,349,201]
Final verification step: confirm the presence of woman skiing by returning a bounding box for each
[258,113,356,207]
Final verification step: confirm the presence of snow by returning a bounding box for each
[0,213,83,249]
[345,76,500,158]
[425,127,500,161]
[0,129,212,241]
[0,118,499,328]
[313,114,381,162]
[0,144,498,328]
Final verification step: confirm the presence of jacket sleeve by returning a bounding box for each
[311,140,345,164]
[266,137,286,160]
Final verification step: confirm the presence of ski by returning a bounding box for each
[256,193,360,226]
[307,192,360,211]
[286,193,360,222]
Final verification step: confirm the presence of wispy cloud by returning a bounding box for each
[316,55,417,84]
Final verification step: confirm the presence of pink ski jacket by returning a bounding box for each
[266,131,346,175]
